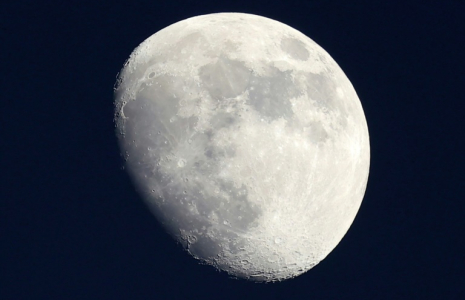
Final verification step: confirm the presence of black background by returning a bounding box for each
[2,1,464,299]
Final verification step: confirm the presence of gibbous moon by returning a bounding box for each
[114,13,370,282]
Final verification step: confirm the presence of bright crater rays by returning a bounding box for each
[114,13,370,282]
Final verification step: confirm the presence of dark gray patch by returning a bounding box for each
[121,74,195,157]
[204,144,236,161]
[215,181,259,231]
[209,112,237,129]
[303,72,349,132]
[305,72,344,115]
[199,57,301,122]
[205,147,214,159]
[307,121,329,144]
[199,56,251,100]
[280,37,309,61]
[188,235,222,259]
[305,73,330,108]
[153,152,261,251]
[188,177,260,233]
[247,68,300,121]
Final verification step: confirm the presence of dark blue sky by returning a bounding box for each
[2,1,464,299]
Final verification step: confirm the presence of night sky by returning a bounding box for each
[2,1,464,299]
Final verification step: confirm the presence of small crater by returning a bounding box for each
[177,159,186,167]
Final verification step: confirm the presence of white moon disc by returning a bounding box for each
[114,13,370,282]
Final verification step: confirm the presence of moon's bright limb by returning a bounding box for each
[114,13,370,282]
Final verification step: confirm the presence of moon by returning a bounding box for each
[114,13,370,282]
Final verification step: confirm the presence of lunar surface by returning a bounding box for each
[114,13,370,282]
